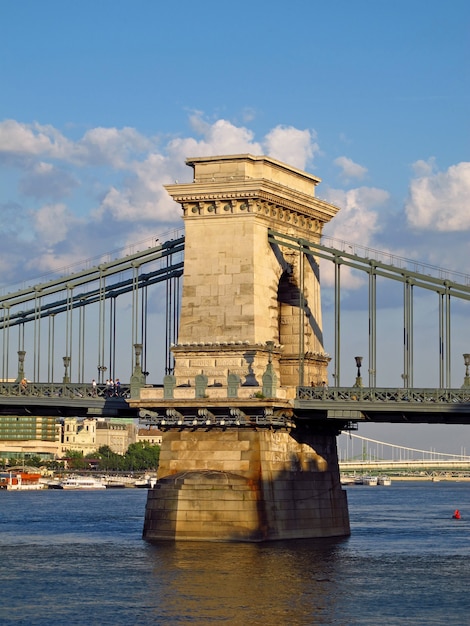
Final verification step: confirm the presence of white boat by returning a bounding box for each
[134,476,157,488]
[361,476,378,486]
[59,477,106,490]
[378,476,392,486]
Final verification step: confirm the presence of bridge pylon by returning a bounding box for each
[132,154,350,541]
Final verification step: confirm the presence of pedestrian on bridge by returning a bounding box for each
[106,379,114,397]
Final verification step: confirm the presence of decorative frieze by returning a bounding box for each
[178,193,334,230]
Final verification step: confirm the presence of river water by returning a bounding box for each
[0,482,469,625]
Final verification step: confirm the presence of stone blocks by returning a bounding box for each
[143,427,350,542]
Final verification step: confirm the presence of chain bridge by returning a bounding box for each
[1,153,469,541]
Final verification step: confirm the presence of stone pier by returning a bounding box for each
[143,426,349,541]
[130,154,350,541]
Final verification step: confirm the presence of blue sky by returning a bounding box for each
[0,0,469,451]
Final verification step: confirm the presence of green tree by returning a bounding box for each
[125,442,160,470]
[96,445,123,471]
[63,449,87,470]
[26,455,43,468]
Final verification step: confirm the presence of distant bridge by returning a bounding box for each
[337,431,470,474]
[339,459,470,474]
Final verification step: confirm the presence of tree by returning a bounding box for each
[96,446,122,471]
[125,441,160,470]
[63,449,87,470]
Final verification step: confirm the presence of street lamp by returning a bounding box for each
[354,356,363,388]
[97,365,107,384]
[62,356,71,383]
[462,354,470,388]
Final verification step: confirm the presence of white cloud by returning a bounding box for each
[320,186,389,289]
[263,125,318,170]
[323,186,386,245]
[181,115,262,157]
[405,161,470,231]
[77,126,154,168]
[0,114,392,285]
[0,119,74,161]
[33,203,77,245]
[93,152,183,223]
[96,116,268,224]
[411,157,436,177]
[334,156,367,180]
[19,161,78,200]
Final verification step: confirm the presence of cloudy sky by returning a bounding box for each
[1,1,469,452]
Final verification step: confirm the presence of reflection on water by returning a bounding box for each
[0,485,469,625]
[146,538,348,624]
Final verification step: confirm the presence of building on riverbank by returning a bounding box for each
[0,415,138,462]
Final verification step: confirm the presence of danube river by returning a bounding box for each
[0,482,469,625]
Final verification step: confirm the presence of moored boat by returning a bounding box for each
[362,475,378,486]
[134,476,157,488]
[1,471,44,490]
[59,476,106,490]
[378,476,392,486]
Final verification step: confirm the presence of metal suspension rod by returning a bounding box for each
[109,296,116,381]
[445,289,451,388]
[65,286,73,379]
[131,264,140,374]
[409,284,414,387]
[48,314,55,382]
[403,281,413,388]
[438,292,444,388]
[334,259,341,387]
[142,285,148,375]
[368,270,377,387]
[2,306,10,382]
[78,304,85,383]
[165,256,172,374]
[34,293,41,382]
[98,272,106,383]
[298,247,305,387]
[172,274,180,372]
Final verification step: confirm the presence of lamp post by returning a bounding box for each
[462,354,470,388]
[97,365,107,384]
[354,356,363,388]
[15,350,26,383]
[130,343,145,399]
[62,356,71,383]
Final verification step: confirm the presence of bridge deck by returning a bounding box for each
[295,387,470,425]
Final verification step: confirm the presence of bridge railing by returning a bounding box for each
[0,382,131,400]
[297,386,470,403]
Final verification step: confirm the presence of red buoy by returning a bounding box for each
[452,509,461,519]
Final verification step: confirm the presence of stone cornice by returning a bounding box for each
[165,179,339,211]
[172,341,283,353]
[167,192,338,228]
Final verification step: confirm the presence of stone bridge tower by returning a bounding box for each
[165,154,338,398]
[137,155,350,542]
